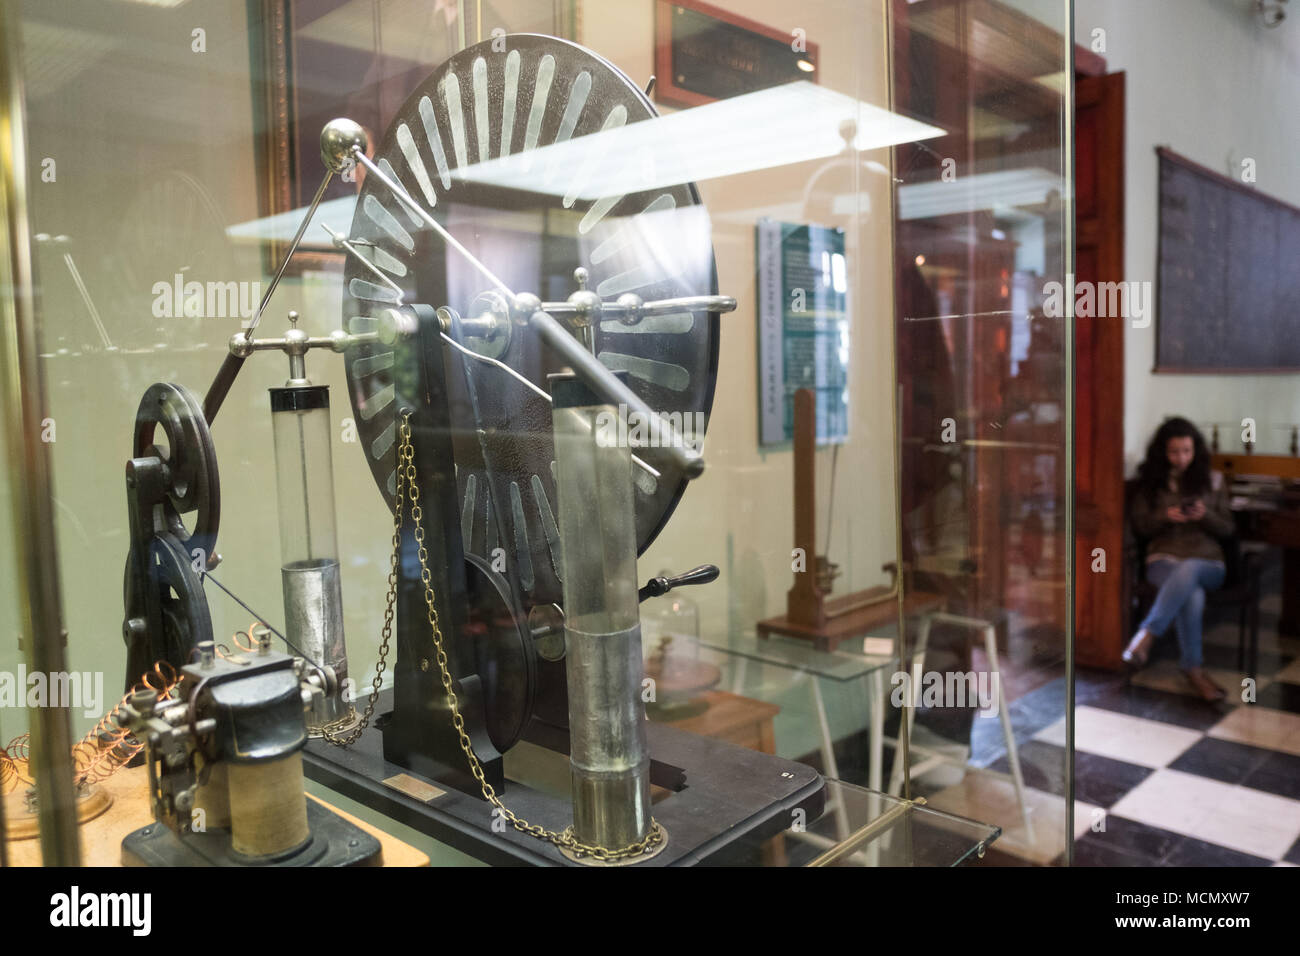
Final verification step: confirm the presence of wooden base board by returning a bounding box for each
[757,591,946,652]
[4,764,429,867]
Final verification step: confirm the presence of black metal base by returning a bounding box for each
[120,799,383,867]
[302,689,825,866]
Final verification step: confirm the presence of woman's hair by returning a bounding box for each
[1137,416,1212,500]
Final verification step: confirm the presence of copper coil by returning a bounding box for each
[143,660,177,693]
[71,741,98,773]
[70,660,181,787]
[0,660,184,792]
[77,741,142,785]
[0,750,18,794]
[6,734,30,762]
[1,739,34,788]
[232,628,258,653]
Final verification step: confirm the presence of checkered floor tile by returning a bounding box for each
[907,572,1300,866]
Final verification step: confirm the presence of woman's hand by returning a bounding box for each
[1166,506,1189,523]
[1185,500,1207,521]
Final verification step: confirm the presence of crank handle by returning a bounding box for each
[638,564,719,603]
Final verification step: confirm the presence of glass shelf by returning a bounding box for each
[698,627,917,682]
[740,779,1002,867]
[304,775,1000,867]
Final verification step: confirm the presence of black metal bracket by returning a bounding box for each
[379,304,504,794]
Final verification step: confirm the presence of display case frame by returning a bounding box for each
[1,0,1076,868]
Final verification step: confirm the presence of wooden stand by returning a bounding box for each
[757,388,942,651]
[4,765,429,867]
[759,589,946,652]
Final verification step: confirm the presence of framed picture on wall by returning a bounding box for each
[653,0,818,110]
[756,219,849,446]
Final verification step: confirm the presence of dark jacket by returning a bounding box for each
[1130,480,1235,564]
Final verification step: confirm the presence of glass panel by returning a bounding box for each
[889,0,1075,865]
[1074,0,1300,870]
[722,779,1002,867]
[3,0,1072,868]
[0,348,22,812]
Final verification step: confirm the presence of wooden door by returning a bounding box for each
[1073,71,1126,668]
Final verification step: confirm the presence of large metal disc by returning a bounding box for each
[341,34,720,610]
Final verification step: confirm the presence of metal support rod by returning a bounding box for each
[0,706,7,867]
[537,294,738,323]
[531,309,704,479]
[248,172,334,340]
[806,799,916,867]
[0,1,81,865]
[322,223,404,299]
[202,171,334,424]
[239,332,377,354]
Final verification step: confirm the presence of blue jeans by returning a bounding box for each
[1139,558,1225,669]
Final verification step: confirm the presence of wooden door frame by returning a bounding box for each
[1073,67,1127,669]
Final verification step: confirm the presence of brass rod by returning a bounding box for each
[0,0,81,866]
[1061,3,1079,870]
[884,0,910,802]
[806,799,914,867]
[203,171,334,424]
[0,709,7,866]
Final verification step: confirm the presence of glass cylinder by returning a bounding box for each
[270,385,350,727]
[551,373,651,850]
[271,386,339,565]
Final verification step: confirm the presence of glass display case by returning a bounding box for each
[1,0,1075,867]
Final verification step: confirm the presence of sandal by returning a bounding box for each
[1122,629,1153,668]
[1181,668,1227,703]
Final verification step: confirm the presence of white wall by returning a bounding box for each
[582,0,900,639]
[1075,0,1300,467]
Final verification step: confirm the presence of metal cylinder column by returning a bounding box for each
[550,372,651,850]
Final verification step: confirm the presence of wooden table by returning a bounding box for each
[651,688,783,863]
[651,689,780,754]
[4,765,428,867]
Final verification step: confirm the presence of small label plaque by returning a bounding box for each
[383,772,447,803]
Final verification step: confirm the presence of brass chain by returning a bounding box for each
[393,408,663,863]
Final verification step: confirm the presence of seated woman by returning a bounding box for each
[1124,417,1235,701]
